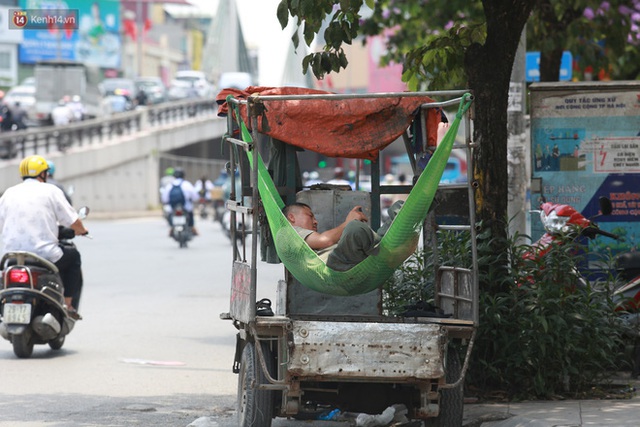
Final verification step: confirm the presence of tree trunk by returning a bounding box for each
[540,48,564,82]
[465,0,535,293]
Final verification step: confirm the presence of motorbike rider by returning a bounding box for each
[0,155,88,318]
[160,167,199,236]
[45,159,73,205]
[194,175,214,214]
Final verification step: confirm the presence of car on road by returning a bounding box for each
[168,70,215,100]
[2,84,37,127]
[134,76,167,105]
[20,76,36,87]
[217,71,252,90]
[99,78,136,98]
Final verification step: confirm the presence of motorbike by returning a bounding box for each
[0,207,90,358]
[526,196,640,374]
[197,197,210,220]
[170,204,193,248]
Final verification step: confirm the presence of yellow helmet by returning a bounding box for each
[19,155,49,178]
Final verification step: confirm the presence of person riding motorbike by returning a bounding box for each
[160,167,199,236]
[194,175,214,218]
[0,155,88,318]
[45,160,73,205]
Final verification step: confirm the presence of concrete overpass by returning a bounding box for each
[0,99,229,213]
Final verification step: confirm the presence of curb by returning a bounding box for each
[87,210,162,220]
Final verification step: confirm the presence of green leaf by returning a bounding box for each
[303,22,315,46]
[321,52,332,73]
[329,54,341,72]
[312,54,323,79]
[365,0,374,9]
[338,49,348,68]
[540,316,548,333]
[302,54,312,72]
[276,0,289,29]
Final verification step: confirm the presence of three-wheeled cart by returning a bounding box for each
[219,89,478,427]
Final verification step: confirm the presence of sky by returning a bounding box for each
[186,0,295,85]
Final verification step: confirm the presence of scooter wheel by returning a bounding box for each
[12,330,35,358]
[49,335,65,350]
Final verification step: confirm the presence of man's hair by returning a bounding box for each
[283,202,311,217]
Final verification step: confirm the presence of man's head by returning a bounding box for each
[19,155,49,181]
[283,203,317,231]
[46,160,56,178]
[173,167,185,179]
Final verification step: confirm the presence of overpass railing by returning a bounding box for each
[0,98,218,161]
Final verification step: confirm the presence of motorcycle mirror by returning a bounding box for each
[78,206,90,219]
[599,197,612,215]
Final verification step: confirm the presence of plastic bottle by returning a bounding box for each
[318,408,341,421]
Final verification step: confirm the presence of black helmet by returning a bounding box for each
[173,168,185,179]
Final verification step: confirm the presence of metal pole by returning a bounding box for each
[136,0,143,77]
[507,27,528,240]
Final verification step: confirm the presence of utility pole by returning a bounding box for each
[507,28,529,240]
[136,0,143,77]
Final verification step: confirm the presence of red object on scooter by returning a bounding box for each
[524,201,592,261]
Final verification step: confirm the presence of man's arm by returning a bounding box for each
[70,218,89,236]
[304,206,367,250]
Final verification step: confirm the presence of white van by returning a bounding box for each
[217,72,252,90]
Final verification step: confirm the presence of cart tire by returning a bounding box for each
[238,341,275,427]
[426,347,463,427]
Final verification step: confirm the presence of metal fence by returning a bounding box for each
[0,98,218,160]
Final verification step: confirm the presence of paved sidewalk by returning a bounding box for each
[463,380,640,427]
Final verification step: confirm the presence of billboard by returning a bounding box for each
[530,81,640,256]
[17,0,121,69]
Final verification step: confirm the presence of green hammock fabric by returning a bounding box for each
[240,93,473,296]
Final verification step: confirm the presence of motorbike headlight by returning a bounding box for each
[541,211,569,234]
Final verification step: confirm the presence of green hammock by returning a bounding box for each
[239,93,473,296]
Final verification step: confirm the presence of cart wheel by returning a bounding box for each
[425,346,463,427]
[238,341,275,427]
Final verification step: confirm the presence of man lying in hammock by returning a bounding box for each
[283,201,402,272]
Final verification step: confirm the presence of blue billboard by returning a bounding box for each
[530,82,640,258]
[526,51,573,82]
[18,0,121,68]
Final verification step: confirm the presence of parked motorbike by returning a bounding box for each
[527,196,640,374]
[0,207,90,358]
[170,204,193,248]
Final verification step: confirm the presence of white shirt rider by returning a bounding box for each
[0,179,78,262]
[160,177,199,211]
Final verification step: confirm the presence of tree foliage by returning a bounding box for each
[275,0,639,292]
[528,0,640,81]
[278,0,535,294]
[277,0,640,85]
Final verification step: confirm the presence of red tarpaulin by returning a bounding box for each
[216,87,441,161]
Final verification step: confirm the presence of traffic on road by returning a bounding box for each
[0,214,283,426]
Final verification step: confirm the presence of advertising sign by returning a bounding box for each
[17,0,121,69]
[530,81,640,256]
[526,51,573,82]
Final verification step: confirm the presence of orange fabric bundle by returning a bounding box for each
[216,86,440,160]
